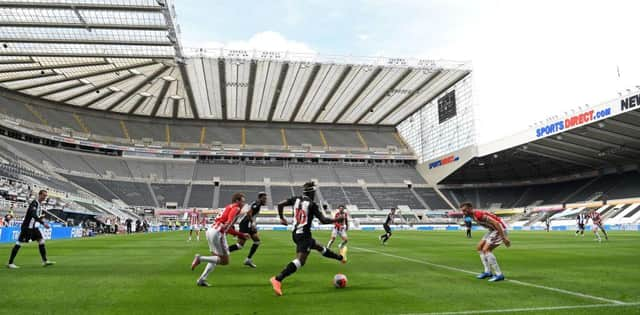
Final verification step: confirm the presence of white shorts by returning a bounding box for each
[482,230,505,246]
[190,224,200,230]
[331,227,348,238]
[206,228,229,257]
[592,223,603,232]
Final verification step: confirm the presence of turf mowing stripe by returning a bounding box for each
[399,302,640,315]
[352,246,625,305]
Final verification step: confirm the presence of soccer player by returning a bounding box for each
[460,202,511,282]
[379,208,397,245]
[228,192,267,268]
[575,211,587,237]
[7,190,55,269]
[327,205,348,250]
[188,208,200,241]
[545,216,551,232]
[270,182,346,296]
[464,215,472,238]
[190,193,250,287]
[587,209,608,242]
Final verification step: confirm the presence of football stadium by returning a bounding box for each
[1,1,639,314]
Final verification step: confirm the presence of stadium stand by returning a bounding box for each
[567,173,626,202]
[444,186,528,209]
[194,162,244,182]
[187,184,215,208]
[511,177,594,207]
[319,186,350,208]
[359,131,403,148]
[150,184,188,207]
[414,188,451,209]
[368,187,423,209]
[269,186,295,207]
[1,95,406,153]
[603,171,640,200]
[126,159,168,181]
[98,180,156,207]
[290,165,338,183]
[283,128,323,147]
[169,125,203,145]
[378,166,426,184]
[334,166,383,184]
[341,187,375,209]
[245,127,283,146]
[82,155,133,178]
[63,175,118,202]
[165,161,196,181]
[218,185,265,207]
[245,165,290,183]
[323,130,363,148]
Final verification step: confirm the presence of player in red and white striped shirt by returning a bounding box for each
[188,208,201,241]
[190,193,250,287]
[460,202,511,282]
[587,209,608,242]
[326,205,348,251]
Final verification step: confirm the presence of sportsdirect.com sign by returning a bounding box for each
[535,107,612,138]
[429,155,459,169]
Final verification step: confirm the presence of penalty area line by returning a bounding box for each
[351,246,625,305]
[399,302,640,315]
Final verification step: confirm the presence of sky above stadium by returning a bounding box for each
[175,0,640,144]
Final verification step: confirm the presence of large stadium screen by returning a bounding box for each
[438,90,457,124]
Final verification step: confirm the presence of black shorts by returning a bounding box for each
[239,221,258,234]
[293,233,316,253]
[578,223,585,230]
[18,228,43,243]
[383,223,391,234]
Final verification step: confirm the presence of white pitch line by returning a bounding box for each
[400,302,640,315]
[351,246,625,305]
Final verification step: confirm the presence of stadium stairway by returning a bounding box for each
[182,183,193,208]
[212,185,220,209]
[315,186,328,209]
[410,188,429,209]
[264,184,273,209]
[362,186,380,210]
[147,182,160,208]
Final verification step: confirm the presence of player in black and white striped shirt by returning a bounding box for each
[270,182,346,296]
[7,190,55,269]
[575,212,587,236]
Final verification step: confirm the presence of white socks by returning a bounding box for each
[479,251,490,273]
[327,239,334,248]
[485,252,502,276]
[198,256,220,281]
[594,231,601,241]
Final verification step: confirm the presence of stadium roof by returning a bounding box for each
[442,96,640,185]
[0,0,470,125]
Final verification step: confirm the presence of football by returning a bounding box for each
[333,273,348,288]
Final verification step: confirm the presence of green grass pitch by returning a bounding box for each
[1,230,639,315]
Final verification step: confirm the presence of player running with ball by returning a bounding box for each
[460,202,511,282]
[190,193,250,287]
[327,205,348,251]
[270,182,346,296]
